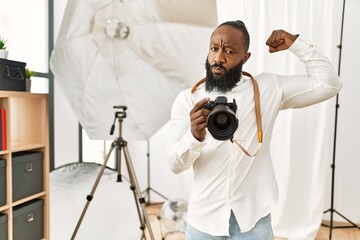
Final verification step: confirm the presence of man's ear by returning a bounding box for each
[242,52,251,64]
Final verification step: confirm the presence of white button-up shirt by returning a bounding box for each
[165,37,342,236]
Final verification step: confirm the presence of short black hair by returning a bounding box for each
[218,20,250,51]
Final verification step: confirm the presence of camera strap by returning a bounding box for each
[191,71,263,157]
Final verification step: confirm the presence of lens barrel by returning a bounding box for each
[207,104,238,140]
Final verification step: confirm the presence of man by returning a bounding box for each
[165,20,342,239]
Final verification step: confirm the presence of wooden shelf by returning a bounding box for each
[0,91,49,240]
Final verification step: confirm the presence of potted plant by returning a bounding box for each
[0,36,8,59]
[25,67,33,92]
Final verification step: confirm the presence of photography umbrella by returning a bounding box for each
[50,0,217,140]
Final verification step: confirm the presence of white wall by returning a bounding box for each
[54,0,79,168]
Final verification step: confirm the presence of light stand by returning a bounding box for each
[142,141,168,203]
[71,106,155,240]
[322,0,360,238]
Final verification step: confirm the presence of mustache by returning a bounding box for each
[211,63,225,69]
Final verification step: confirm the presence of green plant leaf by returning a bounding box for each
[25,67,33,78]
[0,36,7,49]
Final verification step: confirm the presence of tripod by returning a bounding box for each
[71,106,155,240]
[322,0,360,238]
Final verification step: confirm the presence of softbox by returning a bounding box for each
[50,0,217,140]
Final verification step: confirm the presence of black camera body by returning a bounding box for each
[202,96,238,140]
[202,96,237,113]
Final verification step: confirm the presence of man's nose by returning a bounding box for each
[213,50,225,64]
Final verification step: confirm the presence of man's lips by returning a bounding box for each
[212,66,225,75]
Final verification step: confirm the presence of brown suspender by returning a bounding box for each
[191,77,206,94]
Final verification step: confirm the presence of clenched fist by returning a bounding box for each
[266,30,298,53]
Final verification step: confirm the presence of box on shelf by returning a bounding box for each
[0,159,5,207]
[0,213,8,240]
[12,151,43,202]
[13,199,43,240]
[0,59,26,91]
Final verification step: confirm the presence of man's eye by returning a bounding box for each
[225,50,233,54]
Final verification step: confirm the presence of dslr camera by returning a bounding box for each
[202,96,238,140]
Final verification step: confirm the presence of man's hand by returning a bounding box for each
[190,98,210,142]
[266,30,298,53]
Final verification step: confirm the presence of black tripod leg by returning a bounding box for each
[334,210,360,229]
[71,141,117,240]
[322,210,360,229]
[122,142,156,240]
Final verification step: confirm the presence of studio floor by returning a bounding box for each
[145,203,360,240]
[50,163,359,240]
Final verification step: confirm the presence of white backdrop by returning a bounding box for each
[215,1,339,239]
[53,0,360,239]
[148,0,360,239]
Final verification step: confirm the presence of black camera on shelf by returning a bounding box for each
[202,96,238,140]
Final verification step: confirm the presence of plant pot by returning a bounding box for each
[0,49,8,59]
[26,78,31,92]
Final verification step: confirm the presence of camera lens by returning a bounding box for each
[214,113,231,130]
[207,105,238,140]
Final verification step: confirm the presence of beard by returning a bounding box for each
[205,58,243,93]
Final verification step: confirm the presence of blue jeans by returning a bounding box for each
[185,211,273,240]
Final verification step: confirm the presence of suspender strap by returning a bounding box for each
[191,77,206,94]
[242,71,263,143]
